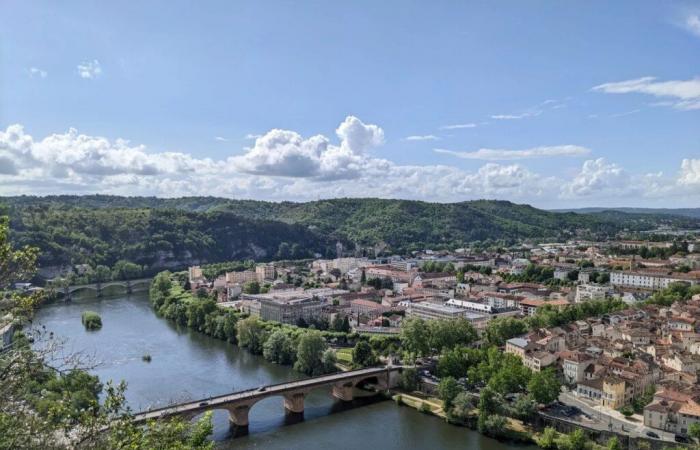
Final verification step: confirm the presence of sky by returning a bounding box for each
[1,0,699,208]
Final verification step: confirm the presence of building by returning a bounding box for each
[610,270,699,291]
[407,301,487,323]
[258,296,323,325]
[226,270,258,285]
[575,284,610,303]
[255,263,276,282]
[188,266,204,283]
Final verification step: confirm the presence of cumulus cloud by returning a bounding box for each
[1,119,698,206]
[560,158,636,198]
[231,116,383,179]
[404,135,440,141]
[679,159,700,185]
[434,145,590,161]
[592,76,700,110]
[76,59,102,79]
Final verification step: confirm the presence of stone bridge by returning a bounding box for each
[132,366,403,436]
[60,278,152,300]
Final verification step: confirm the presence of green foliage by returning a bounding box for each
[81,311,103,330]
[321,348,338,373]
[400,318,431,358]
[263,330,296,365]
[527,369,561,405]
[7,196,686,268]
[352,340,378,368]
[647,282,700,307]
[398,367,419,392]
[607,436,622,450]
[243,281,260,295]
[294,330,330,376]
[688,422,700,442]
[236,316,268,355]
[633,384,656,413]
[8,204,328,270]
[448,391,476,422]
[437,376,462,411]
[536,427,559,450]
[484,316,529,347]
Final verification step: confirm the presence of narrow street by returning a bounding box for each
[558,390,676,443]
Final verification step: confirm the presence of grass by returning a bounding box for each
[335,348,353,364]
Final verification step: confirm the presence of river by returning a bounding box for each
[34,293,534,450]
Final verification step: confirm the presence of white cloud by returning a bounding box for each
[434,145,590,161]
[404,135,440,141]
[1,119,698,207]
[76,60,102,79]
[679,159,700,185]
[28,67,47,78]
[560,158,635,198]
[214,136,228,142]
[685,14,700,37]
[440,123,477,130]
[244,134,261,140]
[592,76,700,110]
[335,115,384,153]
[490,112,540,120]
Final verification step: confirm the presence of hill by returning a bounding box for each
[3,195,698,274]
[553,207,700,220]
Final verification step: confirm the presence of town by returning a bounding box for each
[179,235,700,444]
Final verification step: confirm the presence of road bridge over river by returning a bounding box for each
[57,278,152,300]
[133,366,403,436]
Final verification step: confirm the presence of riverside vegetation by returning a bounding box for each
[0,213,216,450]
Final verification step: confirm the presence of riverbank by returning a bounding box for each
[33,293,533,449]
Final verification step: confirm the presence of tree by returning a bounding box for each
[329,268,342,280]
[263,330,295,365]
[294,330,328,376]
[428,318,477,352]
[437,377,462,411]
[560,428,587,450]
[511,394,538,421]
[536,427,559,450]
[243,281,260,295]
[399,367,419,392]
[479,414,508,437]
[81,311,103,330]
[321,348,337,373]
[352,341,378,367]
[619,405,634,417]
[607,437,622,450]
[448,391,475,422]
[0,213,214,449]
[360,268,366,285]
[527,369,561,405]
[400,318,430,358]
[689,423,700,442]
[236,316,267,354]
[111,259,143,280]
[484,316,528,347]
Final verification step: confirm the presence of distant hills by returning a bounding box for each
[3,195,699,272]
[553,207,700,220]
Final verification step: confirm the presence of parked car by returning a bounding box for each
[674,435,689,443]
[646,431,660,439]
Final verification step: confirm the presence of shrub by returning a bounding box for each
[81,311,102,330]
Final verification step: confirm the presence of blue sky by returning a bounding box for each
[1,0,699,207]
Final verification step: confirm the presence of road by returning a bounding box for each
[558,390,676,443]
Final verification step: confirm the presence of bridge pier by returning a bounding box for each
[228,404,250,437]
[283,392,306,417]
[332,382,354,402]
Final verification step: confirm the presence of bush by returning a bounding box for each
[81,311,102,330]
